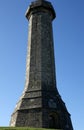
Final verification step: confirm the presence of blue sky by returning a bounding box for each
[0,0,84,130]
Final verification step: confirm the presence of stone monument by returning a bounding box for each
[10,0,74,129]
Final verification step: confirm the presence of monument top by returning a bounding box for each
[26,0,56,20]
[33,0,44,2]
[36,0,44,1]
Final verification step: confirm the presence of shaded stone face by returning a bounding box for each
[10,0,73,130]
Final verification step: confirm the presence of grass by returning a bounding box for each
[0,127,62,130]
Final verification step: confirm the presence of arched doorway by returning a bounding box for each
[49,115,55,128]
[49,113,61,129]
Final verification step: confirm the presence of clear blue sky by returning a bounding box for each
[0,0,84,130]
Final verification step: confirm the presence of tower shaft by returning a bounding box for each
[25,3,57,93]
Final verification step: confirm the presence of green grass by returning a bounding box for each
[0,127,62,130]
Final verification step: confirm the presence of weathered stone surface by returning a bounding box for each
[10,0,73,130]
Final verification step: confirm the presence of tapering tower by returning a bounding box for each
[10,0,73,129]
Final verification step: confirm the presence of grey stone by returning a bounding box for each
[10,0,73,129]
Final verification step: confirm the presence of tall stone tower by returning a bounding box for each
[10,0,73,129]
